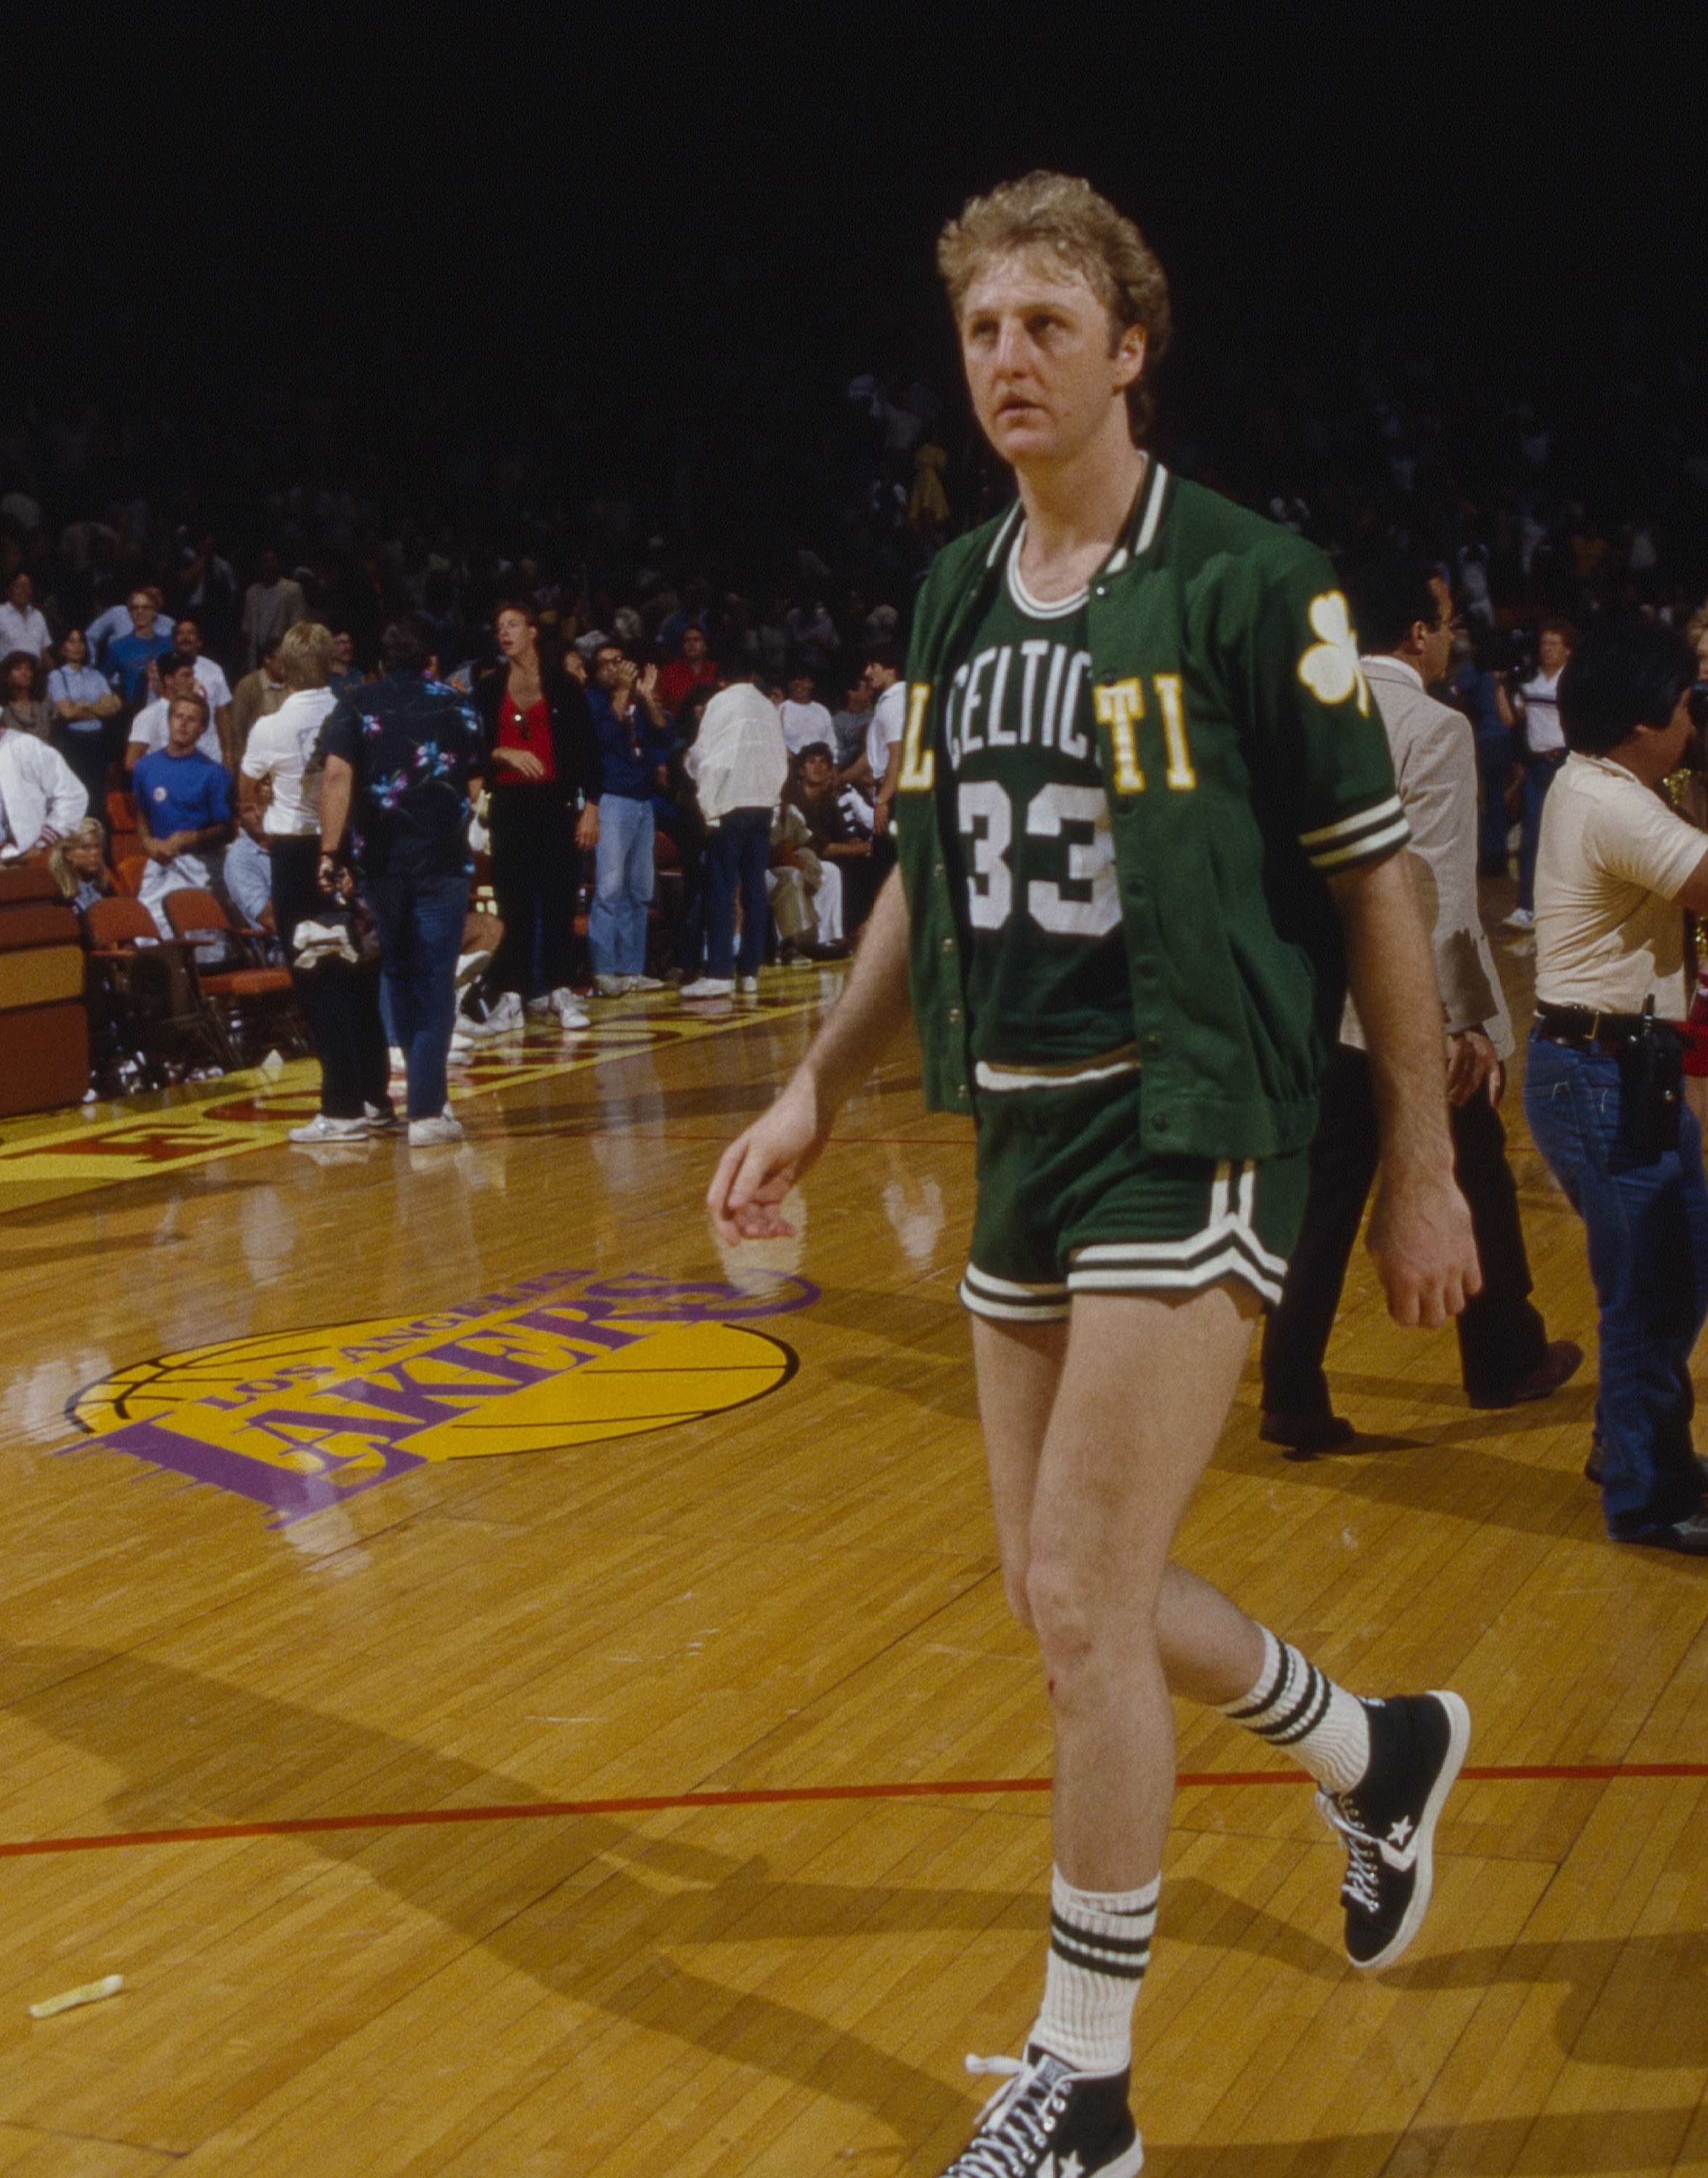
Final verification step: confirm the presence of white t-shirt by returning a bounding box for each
[1520,667,1565,756]
[129,694,222,764]
[178,654,232,711]
[240,688,338,836]
[865,678,907,783]
[1534,752,1705,1016]
[777,698,835,756]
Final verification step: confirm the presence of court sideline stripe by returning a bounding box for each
[2,1761,1703,1860]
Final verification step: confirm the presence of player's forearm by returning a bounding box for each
[790,865,912,1111]
[1330,852,1453,1180]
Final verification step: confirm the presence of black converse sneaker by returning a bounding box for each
[1315,1690,1471,1970]
[939,2046,1143,2177]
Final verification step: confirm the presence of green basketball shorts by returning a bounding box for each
[959,1072,1310,1323]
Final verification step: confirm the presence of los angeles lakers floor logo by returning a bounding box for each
[62,1269,816,1525]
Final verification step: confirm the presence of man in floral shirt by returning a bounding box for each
[318,616,485,1144]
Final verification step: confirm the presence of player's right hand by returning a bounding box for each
[706,1077,828,1243]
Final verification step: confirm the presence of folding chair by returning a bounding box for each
[160,889,307,1062]
[83,894,240,1089]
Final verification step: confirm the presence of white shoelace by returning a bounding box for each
[945,2055,1069,2178]
[1315,1788,1391,1912]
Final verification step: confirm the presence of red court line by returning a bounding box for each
[2,1761,1702,1861]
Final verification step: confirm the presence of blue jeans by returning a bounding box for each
[1523,1033,1708,1534]
[1516,757,1562,912]
[706,807,773,978]
[369,869,468,1121]
[1474,731,1513,873]
[589,795,653,976]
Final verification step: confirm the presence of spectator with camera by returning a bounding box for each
[1525,624,1708,1554]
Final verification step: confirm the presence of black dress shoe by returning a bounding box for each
[1259,1410,1356,1455]
[1585,1443,1708,1488]
[1617,1513,1708,1556]
[1467,1339,1584,1409]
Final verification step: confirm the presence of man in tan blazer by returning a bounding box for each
[1261,557,1581,1449]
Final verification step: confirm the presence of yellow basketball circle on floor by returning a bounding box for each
[61,1269,814,1525]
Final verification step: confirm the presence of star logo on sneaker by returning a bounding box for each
[1386,1815,1415,1847]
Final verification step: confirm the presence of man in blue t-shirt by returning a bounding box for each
[133,691,235,937]
[106,587,178,706]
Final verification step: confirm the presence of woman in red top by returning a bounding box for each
[475,603,604,1030]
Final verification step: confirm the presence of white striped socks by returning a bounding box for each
[1217,1626,1370,1793]
[1030,1868,1159,2076]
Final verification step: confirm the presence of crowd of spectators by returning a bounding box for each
[3,325,1708,1105]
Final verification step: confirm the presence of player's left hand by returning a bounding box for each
[1365,1167,1482,1329]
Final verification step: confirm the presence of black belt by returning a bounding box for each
[1534,1003,1657,1053]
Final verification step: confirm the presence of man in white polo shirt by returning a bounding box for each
[1505,617,1575,930]
[1524,623,1708,1554]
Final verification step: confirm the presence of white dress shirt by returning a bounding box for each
[0,603,52,658]
[687,684,790,821]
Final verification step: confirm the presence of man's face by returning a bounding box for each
[1421,579,1458,685]
[173,621,202,660]
[959,250,1144,473]
[8,573,31,611]
[496,609,531,659]
[334,632,354,666]
[788,674,814,706]
[1539,629,1570,677]
[594,646,625,689]
[166,701,203,753]
[801,753,832,791]
[682,627,707,664]
[128,592,155,634]
[864,661,898,697]
[262,648,282,682]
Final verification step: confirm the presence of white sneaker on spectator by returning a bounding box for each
[736,974,760,994]
[1503,907,1535,930]
[525,993,555,1015]
[289,1114,368,1143]
[679,976,735,999]
[364,1102,401,1132]
[593,974,629,997]
[462,990,523,1038]
[626,973,668,992]
[407,1114,465,1146]
[388,1045,406,1073]
[551,987,590,1028]
[454,947,493,991]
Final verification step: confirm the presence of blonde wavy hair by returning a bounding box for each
[937,171,1172,442]
[49,815,110,902]
[279,620,337,691]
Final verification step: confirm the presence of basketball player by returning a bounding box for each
[708,174,1479,2178]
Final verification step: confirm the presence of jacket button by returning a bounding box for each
[955,1082,970,1099]
[1145,1034,1165,1056]
[933,862,946,879]
[941,938,955,956]
[949,1007,963,1025]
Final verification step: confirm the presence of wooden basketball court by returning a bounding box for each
[1,935,1704,2177]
